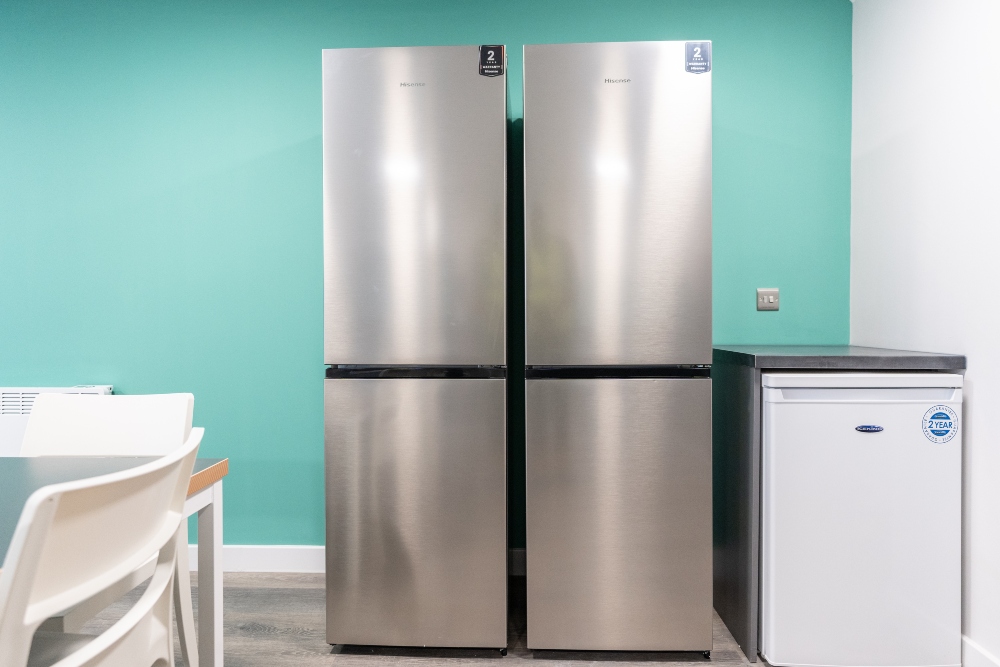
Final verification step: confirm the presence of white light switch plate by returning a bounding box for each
[757,288,779,311]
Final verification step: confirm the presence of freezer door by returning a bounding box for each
[323,46,506,366]
[525,377,712,650]
[325,378,507,647]
[524,41,712,366]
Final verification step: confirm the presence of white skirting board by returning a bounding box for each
[188,545,325,573]
[965,636,1000,667]
[188,545,528,575]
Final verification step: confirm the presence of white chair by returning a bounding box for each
[20,393,200,667]
[0,427,202,666]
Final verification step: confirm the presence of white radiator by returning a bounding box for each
[0,386,113,456]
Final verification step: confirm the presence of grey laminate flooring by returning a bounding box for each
[82,574,752,667]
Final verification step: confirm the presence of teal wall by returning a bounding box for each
[0,0,852,547]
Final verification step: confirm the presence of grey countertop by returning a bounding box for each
[713,345,966,370]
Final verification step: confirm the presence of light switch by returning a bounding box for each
[757,288,779,311]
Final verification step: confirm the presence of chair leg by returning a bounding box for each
[174,522,199,667]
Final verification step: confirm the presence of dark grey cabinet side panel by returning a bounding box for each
[325,378,507,648]
[526,377,712,651]
[712,358,760,661]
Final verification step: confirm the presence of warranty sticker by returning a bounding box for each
[685,42,711,74]
[480,45,504,77]
[922,405,959,443]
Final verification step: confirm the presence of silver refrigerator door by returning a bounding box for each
[525,377,713,650]
[325,378,507,647]
[523,41,712,366]
[323,46,506,366]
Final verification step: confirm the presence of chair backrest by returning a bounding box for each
[20,393,194,456]
[0,428,202,666]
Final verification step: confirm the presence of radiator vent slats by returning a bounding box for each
[0,387,114,416]
[1,392,39,415]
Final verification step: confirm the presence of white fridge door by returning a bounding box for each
[761,374,962,667]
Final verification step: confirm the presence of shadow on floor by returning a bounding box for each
[334,645,505,659]
[80,573,750,666]
[530,651,711,662]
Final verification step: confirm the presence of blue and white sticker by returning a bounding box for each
[922,405,959,443]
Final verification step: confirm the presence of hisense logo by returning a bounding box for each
[400,82,426,87]
[605,78,630,84]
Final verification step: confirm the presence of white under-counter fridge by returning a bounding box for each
[760,372,962,667]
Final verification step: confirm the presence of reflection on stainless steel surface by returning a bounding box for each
[524,41,712,365]
[323,46,506,366]
[525,377,713,650]
[325,378,507,647]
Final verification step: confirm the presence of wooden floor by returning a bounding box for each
[84,574,752,667]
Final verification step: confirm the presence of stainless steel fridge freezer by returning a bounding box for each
[523,41,713,651]
[322,45,508,649]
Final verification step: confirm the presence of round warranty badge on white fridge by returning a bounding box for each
[922,405,959,443]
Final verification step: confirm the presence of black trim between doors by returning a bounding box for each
[325,365,507,379]
[524,365,710,379]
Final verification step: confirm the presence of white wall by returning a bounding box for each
[851,2,1000,666]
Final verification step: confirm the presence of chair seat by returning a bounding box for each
[27,631,94,667]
